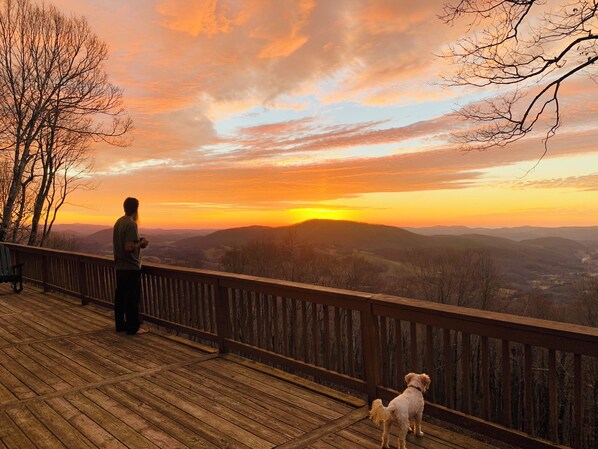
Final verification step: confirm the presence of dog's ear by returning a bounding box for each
[420,373,431,392]
[405,372,416,384]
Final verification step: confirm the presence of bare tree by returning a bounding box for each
[441,1,598,153]
[0,0,131,242]
[404,248,499,309]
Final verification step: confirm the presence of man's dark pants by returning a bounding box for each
[114,269,142,334]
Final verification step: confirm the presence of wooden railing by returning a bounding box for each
[5,243,598,449]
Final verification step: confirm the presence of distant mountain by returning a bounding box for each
[51,224,110,238]
[173,219,429,252]
[405,225,598,242]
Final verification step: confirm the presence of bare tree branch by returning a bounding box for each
[441,0,598,150]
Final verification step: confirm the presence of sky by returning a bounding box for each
[51,0,598,230]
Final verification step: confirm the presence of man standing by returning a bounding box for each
[113,197,149,335]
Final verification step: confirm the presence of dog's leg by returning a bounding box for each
[381,421,391,448]
[415,412,424,437]
[398,428,407,449]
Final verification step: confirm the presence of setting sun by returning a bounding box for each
[289,208,356,223]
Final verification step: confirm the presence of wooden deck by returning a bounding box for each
[0,285,505,449]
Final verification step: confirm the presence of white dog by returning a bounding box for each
[369,372,431,449]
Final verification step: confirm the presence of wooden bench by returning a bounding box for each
[0,243,23,293]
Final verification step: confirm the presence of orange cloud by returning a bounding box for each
[156,0,235,36]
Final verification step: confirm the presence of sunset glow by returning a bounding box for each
[49,0,598,229]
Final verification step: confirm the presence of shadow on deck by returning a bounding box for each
[0,285,506,449]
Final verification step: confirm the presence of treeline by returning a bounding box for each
[221,235,383,292]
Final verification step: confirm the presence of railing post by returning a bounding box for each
[78,256,88,305]
[361,299,380,403]
[214,279,230,353]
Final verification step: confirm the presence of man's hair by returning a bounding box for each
[123,197,139,216]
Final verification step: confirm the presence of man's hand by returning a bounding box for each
[139,237,149,248]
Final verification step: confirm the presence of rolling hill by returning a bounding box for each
[173,219,430,252]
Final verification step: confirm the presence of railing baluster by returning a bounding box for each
[347,309,354,377]
[481,336,490,421]
[524,344,533,435]
[334,306,341,372]
[323,304,331,369]
[502,340,512,428]
[395,319,403,383]
[152,274,159,321]
[214,281,229,353]
[78,258,87,305]
[248,291,256,346]
[462,332,471,414]
[548,348,558,442]
[272,295,279,354]
[444,328,452,409]
[312,302,319,366]
[380,316,389,386]
[189,280,197,328]
[573,353,582,449]
[426,325,435,402]
[42,253,48,292]
[258,294,264,350]
[301,300,308,362]
[291,298,298,359]
[282,297,289,356]
[410,322,417,372]
[266,294,273,352]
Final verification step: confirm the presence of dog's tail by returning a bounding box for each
[369,399,390,427]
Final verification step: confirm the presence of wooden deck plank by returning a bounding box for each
[82,388,193,449]
[26,401,96,449]
[21,310,87,338]
[0,317,29,344]
[165,367,322,433]
[73,333,159,372]
[130,376,275,449]
[98,383,218,449]
[64,391,162,449]
[6,405,67,448]
[9,313,57,340]
[46,395,125,449]
[2,346,70,391]
[0,357,37,400]
[36,341,105,383]
[217,356,355,414]
[61,336,133,375]
[112,381,252,449]
[4,314,48,341]
[151,370,299,444]
[52,305,112,330]
[199,358,349,420]
[17,343,87,388]
[0,412,37,449]
[44,338,124,378]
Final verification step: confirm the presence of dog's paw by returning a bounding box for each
[416,431,424,437]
